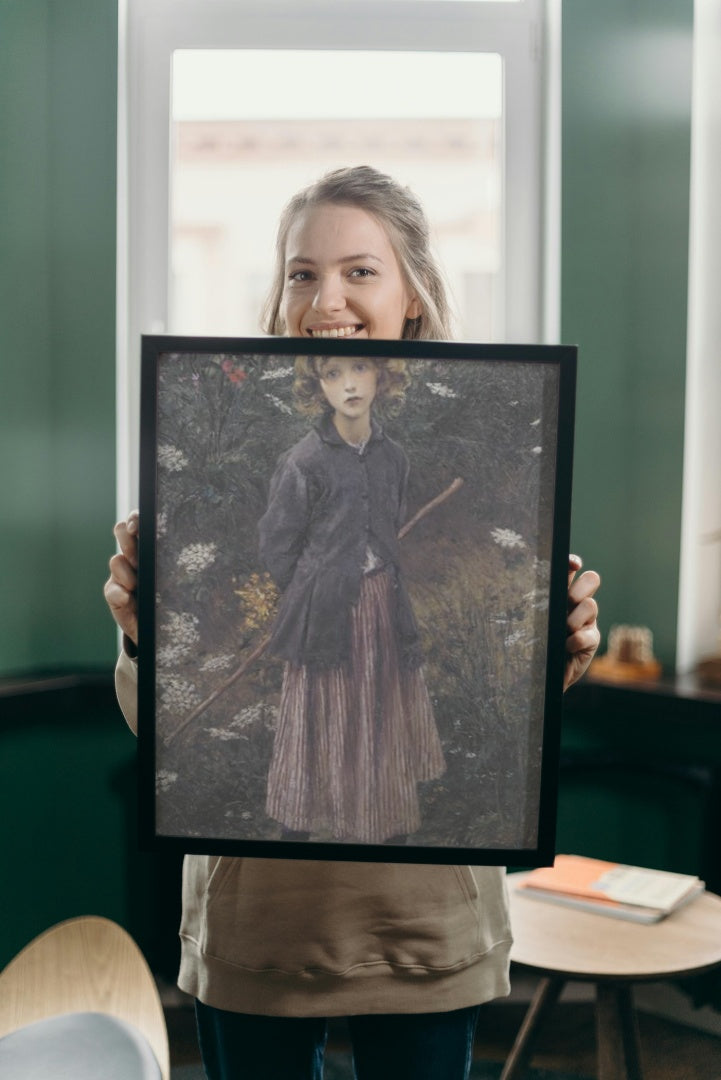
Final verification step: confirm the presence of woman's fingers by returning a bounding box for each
[113,511,139,568]
[104,512,140,645]
[103,573,139,644]
[563,559,601,690]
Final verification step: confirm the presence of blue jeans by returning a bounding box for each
[195,1000,481,1080]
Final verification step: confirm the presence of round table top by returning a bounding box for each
[508,871,721,981]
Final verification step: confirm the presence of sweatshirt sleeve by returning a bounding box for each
[115,646,139,736]
[257,452,312,591]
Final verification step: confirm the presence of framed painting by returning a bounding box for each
[137,336,576,865]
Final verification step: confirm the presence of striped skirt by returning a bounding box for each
[265,570,445,843]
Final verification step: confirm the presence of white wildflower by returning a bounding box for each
[231,703,278,733]
[241,811,253,820]
[157,611,199,666]
[504,628,526,647]
[158,676,200,713]
[534,558,551,584]
[200,654,235,673]
[264,392,293,415]
[426,382,458,399]
[177,542,217,574]
[159,617,199,648]
[260,367,293,381]
[531,446,542,455]
[530,418,541,427]
[522,589,549,612]
[523,558,551,610]
[490,527,526,550]
[465,751,477,759]
[156,769,178,793]
[157,643,189,667]
[205,702,278,740]
[157,444,188,472]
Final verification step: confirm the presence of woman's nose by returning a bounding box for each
[313,274,344,314]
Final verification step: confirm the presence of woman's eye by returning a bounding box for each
[322,368,339,380]
[288,269,313,283]
[349,267,374,279]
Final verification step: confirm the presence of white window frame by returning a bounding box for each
[676,0,721,674]
[117,0,558,512]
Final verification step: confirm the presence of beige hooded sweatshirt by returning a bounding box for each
[116,650,512,1016]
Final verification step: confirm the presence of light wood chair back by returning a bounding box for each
[0,915,170,1080]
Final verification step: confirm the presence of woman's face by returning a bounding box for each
[281,203,421,341]
[318,357,378,425]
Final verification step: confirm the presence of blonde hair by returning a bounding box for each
[293,356,411,418]
[262,166,453,341]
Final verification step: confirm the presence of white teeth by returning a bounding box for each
[310,326,359,338]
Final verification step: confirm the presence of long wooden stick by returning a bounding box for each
[398,476,464,540]
[166,633,272,745]
[165,476,464,745]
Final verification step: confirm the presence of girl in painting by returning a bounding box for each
[258,353,445,844]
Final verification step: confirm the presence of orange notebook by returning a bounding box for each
[516,855,703,923]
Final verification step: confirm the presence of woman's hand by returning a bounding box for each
[103,510,139,646]
[564,554,601,691]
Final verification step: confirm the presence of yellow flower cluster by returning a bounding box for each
[234,573,279,634]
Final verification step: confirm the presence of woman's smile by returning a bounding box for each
[308,324,364,339]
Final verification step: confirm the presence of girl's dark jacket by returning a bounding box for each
[258,413,422,668]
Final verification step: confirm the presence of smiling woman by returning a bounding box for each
[263,168,451,342]
[280,205,421,341]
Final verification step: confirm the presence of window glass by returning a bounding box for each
[170,50,503,341]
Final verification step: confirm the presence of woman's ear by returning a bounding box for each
[406,296,423,320]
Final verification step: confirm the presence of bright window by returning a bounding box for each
[170,49,503,341]
[118,0,556,509]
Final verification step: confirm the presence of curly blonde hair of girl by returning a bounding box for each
[293,356,411,418]
[262,166,454,342]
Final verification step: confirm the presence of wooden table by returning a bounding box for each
[503,873,721,1080]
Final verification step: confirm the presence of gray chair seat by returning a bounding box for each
[0,1011,162,1079]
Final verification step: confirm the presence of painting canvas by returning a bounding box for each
[137,336,576,865]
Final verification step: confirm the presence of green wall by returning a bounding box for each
[0,0,118,675]
[0,0,699,968]
[562,0,693,669]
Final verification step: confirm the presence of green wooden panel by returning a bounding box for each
[562,0,693,669]
[0,684,133,967]
[0,0,118,674]
[0,681,184,976]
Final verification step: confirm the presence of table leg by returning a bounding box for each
[596,982,643,1080]
[500,976,565,1080]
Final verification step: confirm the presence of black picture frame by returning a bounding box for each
[138,335,576,865]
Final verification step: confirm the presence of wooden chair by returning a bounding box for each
[0,915,170,1079]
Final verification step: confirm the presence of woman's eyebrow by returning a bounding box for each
[339,253,384,265]
[286,253,384,266]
